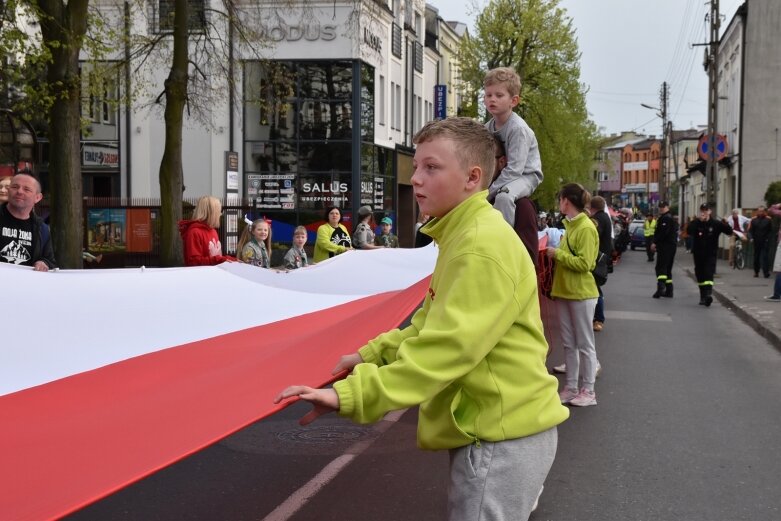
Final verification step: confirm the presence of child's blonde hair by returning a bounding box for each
[237,218,272,261]
[293,225,307,238]
[191,196,222,229]
[483,67,521,98]
[413,117,496,190]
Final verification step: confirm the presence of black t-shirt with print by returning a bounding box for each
[329,226,351,258]
[0,211,35,266]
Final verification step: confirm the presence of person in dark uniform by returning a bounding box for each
[651,201,679,298]
[687,203,733,306]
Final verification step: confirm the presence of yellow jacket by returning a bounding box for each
[643,218,656,237]
[334,191,568,450]
[551,212,600,300]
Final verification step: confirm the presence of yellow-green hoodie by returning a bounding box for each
[333,191,569,450]
[551,212,599,300]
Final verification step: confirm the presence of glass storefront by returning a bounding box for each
[243,60,394,241]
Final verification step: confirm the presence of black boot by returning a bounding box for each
[699,286,707,305]
[652,280,665,298]
[704,286,713,307]
[663,282,673,298]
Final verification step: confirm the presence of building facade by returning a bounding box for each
[621,138,661,214]
[33,0,466,249]
[594,132,646,208]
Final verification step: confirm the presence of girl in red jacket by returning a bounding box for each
[178,196,236,266]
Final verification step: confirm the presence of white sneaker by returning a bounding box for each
[559,387,579,404]
[570,388,597,407]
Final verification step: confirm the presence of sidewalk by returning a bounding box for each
[676,248,781,351]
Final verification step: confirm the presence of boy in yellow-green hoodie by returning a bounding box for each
[275,117,568,521]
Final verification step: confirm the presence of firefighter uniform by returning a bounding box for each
[644,216,657,261]
[652,202,679,298]
[687,204,733,306]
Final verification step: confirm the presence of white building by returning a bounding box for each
[42,0,466,247]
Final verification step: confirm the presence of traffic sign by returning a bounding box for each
[698,134,728,161]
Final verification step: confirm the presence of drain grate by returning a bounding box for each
[277,425,375,444]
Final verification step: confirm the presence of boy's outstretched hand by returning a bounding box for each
[273,387,339,426]
[332,352,363,376]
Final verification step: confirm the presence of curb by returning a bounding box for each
[684,268,781,353]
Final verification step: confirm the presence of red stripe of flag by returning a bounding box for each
[0,277,430,521]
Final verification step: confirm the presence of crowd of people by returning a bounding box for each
[3,62,781,521]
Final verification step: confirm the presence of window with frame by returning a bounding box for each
[80,65,118,138]
[378,75,385,126]
[157,0,206,33]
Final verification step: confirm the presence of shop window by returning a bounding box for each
[244,141,297,173]
[298,142,351,172]
[299,62,352,99]
[361,65,374,141]
[297,172,352,210]
[299,100,352,140]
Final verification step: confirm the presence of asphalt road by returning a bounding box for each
[68,249,781,521]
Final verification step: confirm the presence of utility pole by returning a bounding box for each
[705,0,720,205]
[659,81,669,202]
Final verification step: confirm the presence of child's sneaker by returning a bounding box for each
[570,389,597,407]
[559,387,579,404]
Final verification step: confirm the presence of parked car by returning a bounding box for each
[628,220,646,250]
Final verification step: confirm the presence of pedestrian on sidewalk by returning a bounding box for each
[651,201,678,298]
[688,203,734,306]
[275,118,568,521]
[545,183,600,407]
[764,203,781,302]
[749,206,773,278]
[644,213,656,262]
[589,196,612,330]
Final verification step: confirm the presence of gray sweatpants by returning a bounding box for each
[556,297,598,392]
[447,427,558,521]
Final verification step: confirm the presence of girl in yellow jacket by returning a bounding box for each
[545,183,600,407]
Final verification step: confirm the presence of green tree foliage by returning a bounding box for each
[2,0,122,268]
[458,0,600,210]
[765,180,781,206]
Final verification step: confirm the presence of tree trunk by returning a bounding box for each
[38,0,89,269]
[158,0,189,267]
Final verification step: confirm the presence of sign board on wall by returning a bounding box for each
[224,151,240,255]
[623,161,648,171]
[82,143,119,169]
[248,174,296,210]
[434,85,447,119]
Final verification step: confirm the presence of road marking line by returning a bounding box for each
[605,310,672,322]
[261,409,408,521]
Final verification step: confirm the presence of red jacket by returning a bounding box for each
[178,220,235,266]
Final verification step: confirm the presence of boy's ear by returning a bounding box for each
[511,94,520,107]
[466,165,483,191]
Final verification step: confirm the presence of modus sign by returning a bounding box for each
[259,23,337,42]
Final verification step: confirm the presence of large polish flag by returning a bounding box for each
[0,246,436,521]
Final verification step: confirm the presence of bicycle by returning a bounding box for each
[733,235,746,270]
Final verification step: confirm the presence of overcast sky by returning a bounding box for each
[433,0,745,136]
